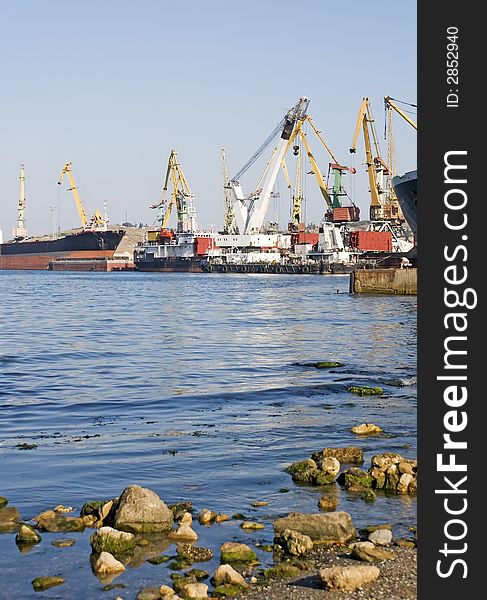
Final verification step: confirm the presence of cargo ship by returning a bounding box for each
[0,229,126,270]
[392,170,417,236]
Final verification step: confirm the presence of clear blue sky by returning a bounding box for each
[0,0,416,236]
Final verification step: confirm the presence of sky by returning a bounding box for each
[0,0,417,237]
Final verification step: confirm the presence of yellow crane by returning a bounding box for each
[350,97,397,221]
[57,162,107,230]
[384,96,417,130]
[150,150,196,232]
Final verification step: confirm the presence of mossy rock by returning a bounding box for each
[147,554,170,565]
[32,577,65,592]
[347,385,383,396]
[285,460,335,486]
[183,568,209,580]
[361,490,377,503]
[312,361,343,369]
[169,559,193,571]
[80,500,106,517]
[90,528,136,554]
[170,574,198,594]
[0,497,7,509]
[213,583,246,598]
[16,523,42,545]
[337,467,374,489]
[264,563,302,580]
[221,542,258,564]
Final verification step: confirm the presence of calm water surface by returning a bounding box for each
[0,271,416,598]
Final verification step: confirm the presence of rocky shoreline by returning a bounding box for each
[0,443,417,599]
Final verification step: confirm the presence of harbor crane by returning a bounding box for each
[229,96,309,234]
[229,97,357,234]
[221,148,237,234]
[350,98,401,222]
[150,150,197,233]
[12,164,28,240]
[57,162,108,231]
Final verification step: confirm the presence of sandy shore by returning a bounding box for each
[234,546,417,600]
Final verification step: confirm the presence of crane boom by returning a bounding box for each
[384,96,417,130]
[298,129,333,209]
[58,162,89,228]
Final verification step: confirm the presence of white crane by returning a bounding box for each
[230,97,309,234]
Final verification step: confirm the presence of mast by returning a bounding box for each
[12,164,28,240]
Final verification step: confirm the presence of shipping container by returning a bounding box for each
[291,232,319,246]
[348,230,392,252]
[193,237,215,255]
[333,207,361,222]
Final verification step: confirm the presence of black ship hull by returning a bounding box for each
[393,170,417,236]
[0,230,125,270]
[134,257,206,272]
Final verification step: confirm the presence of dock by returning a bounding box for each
[350,267,417,295]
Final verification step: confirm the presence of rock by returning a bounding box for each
[369,468,386,489]
[169,523,198,541]
[398,462,415,475]
[184,569,209,581]
[275,528,313,556]
[408,478,418,493]
[347,385,383,396]
[359,524,392,536]
[180,512,193,525]
[180,582,208,599]
[52,538,76,547]
[285,459,336,486]
[397,473,414,494]
[251,501,268,507]
[0,506,20,525]
[317,495,339,511]
[215,514,230,523]
[319,565,380,591]
[312,361,343,368]
[273,511,355,544]
[240,521,264,530]
[90,526,136,554]
[369,529,393,546]
[198,509,217,525]
[213,583,246,597]
[169,502,193,521]
[385,465,400,491]
[361,489,377,502]
[213,564,248,587]
[311,446,363,465]
[351,423,382,435]
[337,467,374,489]
[352,545,396,562]
[177,544,213,563]
[160,585,175,597]
[371,453,404,470]
[264,563,302,580]
[113,484,173,533]
[54,505,74,513]
[93,551,126,575]
[314,456,340,477]
[0,496,8,508]
[147,554,170,565]
[136,587,162,600]
[220,542,258,563]
[34,510,85,533]
[394,537,416,548]
[349,541,375,551]
[16,524,41,545]
[32,576,65,591]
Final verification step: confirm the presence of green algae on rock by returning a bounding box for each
[337,467,374,489]
[311,361,343,368]
[347,385,383,396]
[32,576,65,592]
[220,542,258,564]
